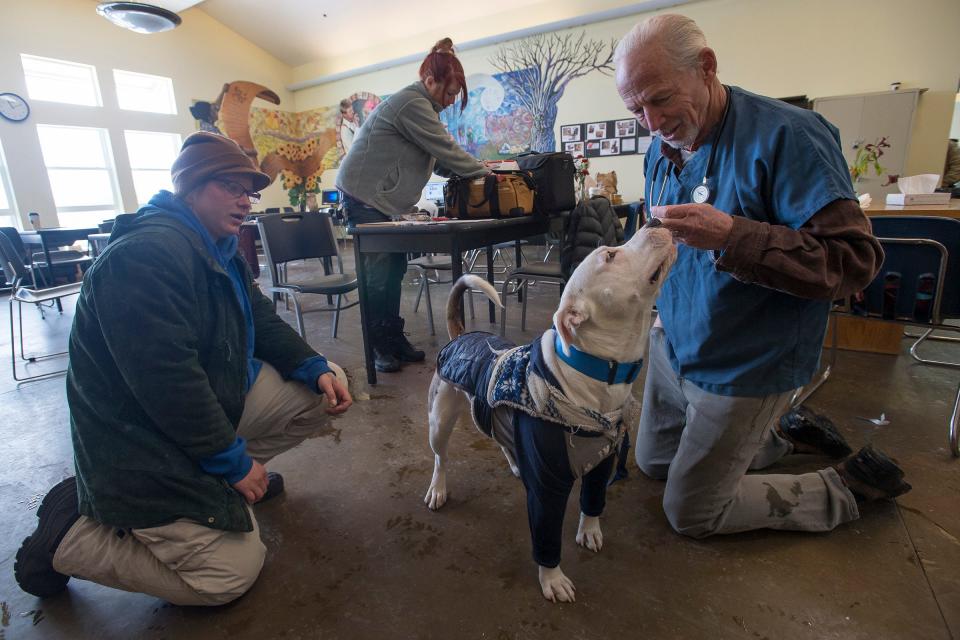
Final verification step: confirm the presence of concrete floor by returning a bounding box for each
[0,246,958,640]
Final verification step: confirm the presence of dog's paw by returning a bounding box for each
[576,513,603,552]
[538,565,576,603]
[424,483,447,510]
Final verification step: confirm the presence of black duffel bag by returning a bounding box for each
[514,152,576,213]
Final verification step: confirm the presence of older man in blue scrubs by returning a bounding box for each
[615,14,911,538]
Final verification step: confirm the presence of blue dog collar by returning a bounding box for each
[553,333,643,385]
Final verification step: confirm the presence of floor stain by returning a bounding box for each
[310,425,343,444]
[386,514,443,557]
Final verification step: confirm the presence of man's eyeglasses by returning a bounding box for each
[215,179,261,204]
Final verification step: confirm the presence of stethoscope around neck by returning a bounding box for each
[650,85,732,207]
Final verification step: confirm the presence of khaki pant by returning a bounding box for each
[53,361,347,606]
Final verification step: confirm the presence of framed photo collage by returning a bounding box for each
[559,118,652,158]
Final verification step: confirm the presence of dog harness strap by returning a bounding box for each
[553,334,643,385]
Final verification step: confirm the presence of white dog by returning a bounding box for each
[424,222,676,603]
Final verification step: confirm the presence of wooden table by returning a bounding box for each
[352,215,554,384]
[864,200,960,219]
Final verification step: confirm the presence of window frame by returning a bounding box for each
[0,139,19,229]
[36,124,123,223]
[20,53,103,107]
[113,68,178,115]
[123,129,182,204]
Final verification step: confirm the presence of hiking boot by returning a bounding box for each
[257,472,285,503]
[835,445,912,502]
[15,477,81,598]
[374,347,401,372]
[778,405,853,458]
[385,317,425,362]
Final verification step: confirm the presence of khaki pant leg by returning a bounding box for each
[238,361,348,463]
[53,510,266,606]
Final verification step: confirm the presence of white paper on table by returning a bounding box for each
[898,174,940,194]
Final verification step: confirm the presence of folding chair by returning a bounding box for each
[257,213,358,338]
[796,216,960,456]
[0,232,82,382]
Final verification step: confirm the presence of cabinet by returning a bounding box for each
[813,89,922,197]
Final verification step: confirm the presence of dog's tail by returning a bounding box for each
[446,275,502,340]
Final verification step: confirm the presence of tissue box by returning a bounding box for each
[885,192,951,206]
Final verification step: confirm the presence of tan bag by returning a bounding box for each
[444,172,536,219]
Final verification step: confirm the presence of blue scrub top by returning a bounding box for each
[645,86,856,397]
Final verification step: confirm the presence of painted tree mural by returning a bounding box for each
[490,31,615,152]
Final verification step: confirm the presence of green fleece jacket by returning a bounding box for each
[335,81,488,215]
[66,212,319,532]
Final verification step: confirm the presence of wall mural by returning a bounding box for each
[191,81,381,206]
[439,71,534,159]
[194,32,614,195]
[489,31,615,154]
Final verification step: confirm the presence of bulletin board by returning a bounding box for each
[558,119,652,158]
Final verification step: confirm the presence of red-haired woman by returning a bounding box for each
[337,38,491,373]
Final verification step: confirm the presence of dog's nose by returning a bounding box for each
[643,217,662,229]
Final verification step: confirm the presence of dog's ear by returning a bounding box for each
[553,300,590,354]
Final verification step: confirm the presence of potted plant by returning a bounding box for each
[849,137,890,184]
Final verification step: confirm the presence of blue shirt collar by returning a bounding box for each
[553,332,643,385]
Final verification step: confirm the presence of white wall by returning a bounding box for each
[0,0,295,228]
[292,0,960,203]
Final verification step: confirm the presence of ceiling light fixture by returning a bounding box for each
[96,2,182,34]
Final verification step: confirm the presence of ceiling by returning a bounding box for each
[148,0,674,69]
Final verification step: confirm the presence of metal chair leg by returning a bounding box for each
[424,277,435,336]
[909,327,960,369]
[413,268,425,313]
[950,382,960,457]
[290,293,305,338]
[520,280,529,332]
[790,314,839,408]
[467,290,475,320]
[332,294,342,339]
[9,298,15,380]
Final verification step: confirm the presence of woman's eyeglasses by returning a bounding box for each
[215,179,261,204]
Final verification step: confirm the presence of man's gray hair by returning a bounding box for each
[614,13,707,71]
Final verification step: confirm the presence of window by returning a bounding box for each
[37,125,121,226]
[124,130,181,204]
[0,140,18,228]
[21,54,102,107]
[114,69,177,114]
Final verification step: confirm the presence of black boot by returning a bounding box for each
[15,477,81,598]
[372,322,401,373]
[385,317,425,362]
[835,445,911,502]
[778,405,853,458]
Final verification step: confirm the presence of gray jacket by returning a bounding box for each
[335,82,488,215]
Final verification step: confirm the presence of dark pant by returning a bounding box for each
[343,195,408,326]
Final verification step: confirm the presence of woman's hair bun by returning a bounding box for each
[432,37,455,54]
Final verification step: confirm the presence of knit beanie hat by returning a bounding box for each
[171,131,271,196]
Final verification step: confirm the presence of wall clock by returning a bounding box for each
[0,93,30,122]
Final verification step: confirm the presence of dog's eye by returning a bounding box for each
[649,262,664,284]
[605,250,616,263]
